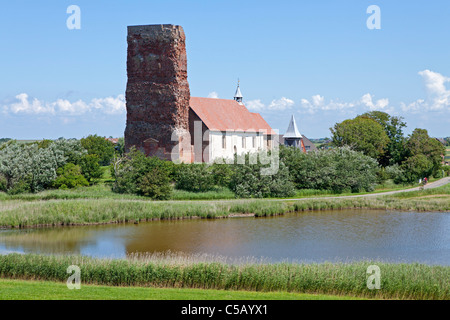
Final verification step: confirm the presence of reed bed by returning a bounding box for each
[0,253,447,300]
[0,195,448,228]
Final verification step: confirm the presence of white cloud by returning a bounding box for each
[90,95,126,114]
[268,97,295,110]
[246,99,266,111]
[400,99,425,113]
[2,93,126,116]
[9,93,55,114]
[360,93,389,110]
[247,97,294,111]
[311,94,324,107]
[298,93,390,114]
[207,91,219,99]
[300,96,355,114]
[419,70,449,110]
[419,70,449,97]
[401,70,450,113]
[246,70,448,118]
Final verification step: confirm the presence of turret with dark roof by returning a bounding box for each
[234,80,243,104]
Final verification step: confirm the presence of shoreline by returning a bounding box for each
[0,178,447,229]
[0,197,448,229]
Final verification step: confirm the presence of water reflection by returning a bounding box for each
[0,210,448,265]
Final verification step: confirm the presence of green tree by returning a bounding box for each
[402,128,445,181]
[115,137,125,156]
[360,111,407,166]
[81,135,115,166]
[79,154,103,183]
[330,117,389,161]
[401,154,433,183]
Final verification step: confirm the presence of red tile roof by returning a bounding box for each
[105,138,119,144]
[190,97,275,135]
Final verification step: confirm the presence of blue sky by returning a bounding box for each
[1,0,449,139]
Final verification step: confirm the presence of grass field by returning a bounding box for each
[0,253,447,300]
[0,279,357,300]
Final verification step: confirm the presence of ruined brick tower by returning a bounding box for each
[124,24,191,161]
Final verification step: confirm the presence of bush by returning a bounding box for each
[175,163,215,192]
[6,179,31,195]
[52,163,89,189]
[112,148,173,200]
[433,168,444,179]
[229,152,296,198]
[0,138,90,194]
[47,138,87,166]
[384,164,405,183]
[443,166,450,177]
[0,141,72,193]
[138,168,172,200]
[0,174,6,192]
[280,146,379,193]
[37,139,53,149]
[0,138,11,145]
[210,162,233,188]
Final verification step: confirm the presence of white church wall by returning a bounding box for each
[208,131,266,163]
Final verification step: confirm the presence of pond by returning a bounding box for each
[0,209,448,265]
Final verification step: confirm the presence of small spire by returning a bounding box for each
[234,79,243,104]
[284,115,302,139]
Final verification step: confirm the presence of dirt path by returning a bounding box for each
[277,177,450,202]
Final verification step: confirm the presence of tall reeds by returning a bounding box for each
[0,253,447,300]
[0,195,448,228]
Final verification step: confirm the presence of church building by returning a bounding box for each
[124,24,275,164]
[188,83,275,163]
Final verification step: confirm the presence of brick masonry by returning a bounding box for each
[124,24,192,162]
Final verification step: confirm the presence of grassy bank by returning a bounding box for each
[389,182,450,199]
[0,179,427,202]
[0,253,447,300]
[0,197,448,229]
[0,279,355,300]
[0,187,448,228]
